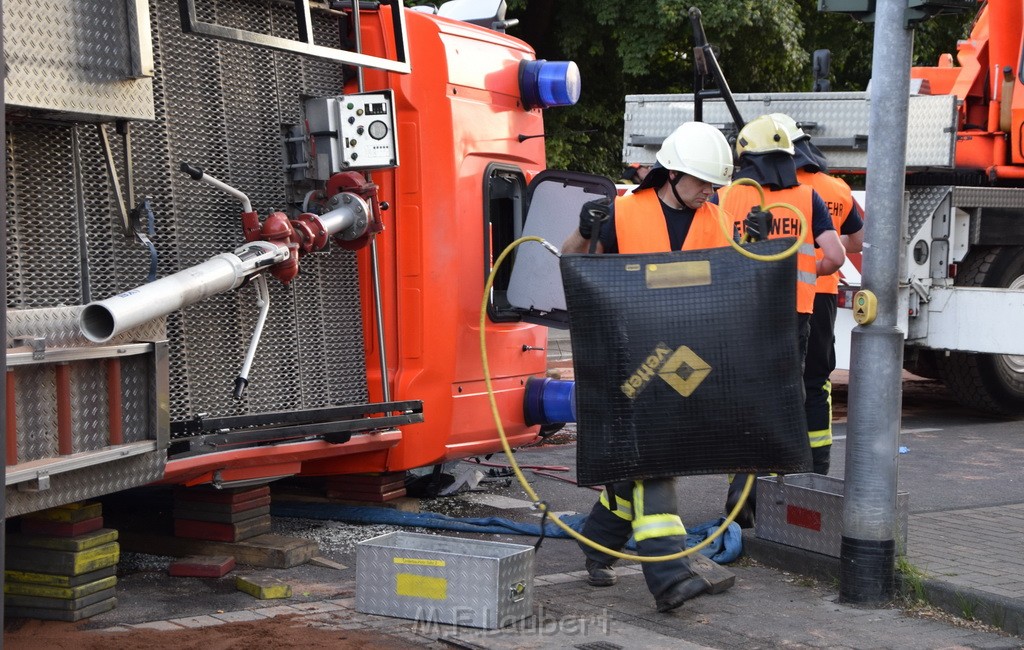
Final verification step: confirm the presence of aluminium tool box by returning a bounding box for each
[756,474,910,557]
[355,531,534,629]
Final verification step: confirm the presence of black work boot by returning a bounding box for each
[655,575,712,613]
[585,559,617,586]
[726,474,756,529]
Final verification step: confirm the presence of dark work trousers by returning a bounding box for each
[579,477,694,598]
[804,293,837,475]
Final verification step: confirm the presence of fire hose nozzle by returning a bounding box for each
[80,241,288,343]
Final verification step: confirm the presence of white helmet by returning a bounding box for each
[768,112,807,143]
[655,122,734,186]
[736,115,795,157]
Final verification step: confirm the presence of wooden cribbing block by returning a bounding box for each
[7,528,118,553]
[5,542,119,576]
[689,553,736,595]
[4,587,115,611]
[328,472,405,487]
[5,575,116,600]
[172,495,271,514]
[327,487,407,503]
[5,565,116,588]
[21,502,102,524]
[172,505,271,524]
[168,555,236,578]
[174,515,271,542]
[174,486,269,505]
[20,516,104,538]
[5,596,116,621]
[235,574,292,600]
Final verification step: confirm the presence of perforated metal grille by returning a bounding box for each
[6,0,369,431]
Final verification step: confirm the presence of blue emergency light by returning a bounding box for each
[523,376,576,425]
[519,60,581,109]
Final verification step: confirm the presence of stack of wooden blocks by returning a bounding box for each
[5,502,119,621]
[326,472,407,502]
[173,485,272,542]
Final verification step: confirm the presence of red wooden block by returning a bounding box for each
[174,485,269,506]
[168,555,236,578]
[326,487,407,503]
[20,516,104,538]
[174,515,271,542]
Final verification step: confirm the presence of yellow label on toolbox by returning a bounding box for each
[393,557,445,567]
[396,573,447,600]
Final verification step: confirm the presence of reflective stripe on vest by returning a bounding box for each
[798,169,854,295]
[614,188,731,254]
[718,183,818,313]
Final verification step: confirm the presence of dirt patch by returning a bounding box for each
[4,614,424,650]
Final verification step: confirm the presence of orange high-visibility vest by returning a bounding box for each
[718,183,818,314]
[798,169,855,295]
[614,188,732,254]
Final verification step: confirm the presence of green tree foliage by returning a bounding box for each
[501,0,971,178]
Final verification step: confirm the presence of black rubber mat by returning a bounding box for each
[562,238,812,486]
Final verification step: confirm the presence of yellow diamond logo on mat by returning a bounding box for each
[659,346,711,397]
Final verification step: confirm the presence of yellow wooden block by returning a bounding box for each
[21,502,102,523]
[235,575,292,600]
[5,575,117,599]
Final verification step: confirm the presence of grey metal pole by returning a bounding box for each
[839,0,913,605]
[2,0,8,633]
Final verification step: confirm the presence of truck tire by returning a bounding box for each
[936,246,1024,417]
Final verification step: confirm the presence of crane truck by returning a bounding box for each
[3,0,594,517]
[622,0,1024,417]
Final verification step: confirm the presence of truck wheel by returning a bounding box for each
[936,246,1024,417]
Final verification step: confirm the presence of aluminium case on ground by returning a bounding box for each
[755,473,910,557]
[355,531,534,629]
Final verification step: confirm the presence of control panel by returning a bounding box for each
[303,91,398,178]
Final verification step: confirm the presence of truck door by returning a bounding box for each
[504,171,617,328]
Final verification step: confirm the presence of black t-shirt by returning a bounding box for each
[597,197,697,254]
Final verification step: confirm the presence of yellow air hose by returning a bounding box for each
[714,177,808,262]
[478,178,808,561]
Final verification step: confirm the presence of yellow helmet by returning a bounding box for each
[767,112,807,143]
[735,115,795,157]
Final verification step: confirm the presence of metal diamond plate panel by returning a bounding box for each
[755,474,908,557]
[5,451,166,518]
[6,0,369,444]
[356,532,534,629]
[952,186,1024,209]
[908,187,951,240]
[7,322,163,465]
[7,307,165,348]
[14,365,59,462]
[4,0,155,120]
[623,92,957,172]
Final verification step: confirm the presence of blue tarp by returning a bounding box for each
[271,501,742,564]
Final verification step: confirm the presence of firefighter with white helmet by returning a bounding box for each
[561,121,740,613]
[716,114,846,526]
[769,112,865,478]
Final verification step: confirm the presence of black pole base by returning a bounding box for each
[839,536,895,605]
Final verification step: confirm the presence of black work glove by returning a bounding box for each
[578,198,611,240]
[743,207,773,243]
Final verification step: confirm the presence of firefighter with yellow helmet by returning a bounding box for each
[561,121,740,612]
[769,112,865,477]
[716,114,846,526]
